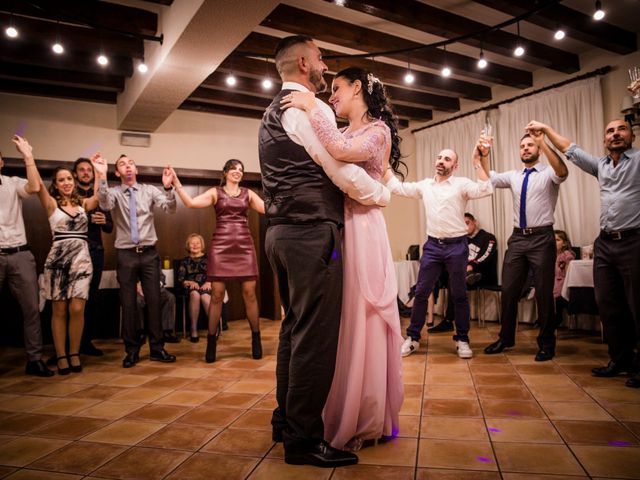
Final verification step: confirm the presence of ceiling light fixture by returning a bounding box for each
[554,29,565,40]
[404,54,414,84]
[513,22,525,57]
[137,60,148,73]
[52,21,64,54]
[477,43,488,69]
[5,14,17,38]
[441,45,451,77]
[226,74,237,87]
[97,54,108,66]
[593,0,605,20]
[262,78,273,90]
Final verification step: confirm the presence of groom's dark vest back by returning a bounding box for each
[258,89,344,226]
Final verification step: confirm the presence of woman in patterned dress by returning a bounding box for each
[177,233,211,342]
[27,137,99,375]
[171,160,265,363]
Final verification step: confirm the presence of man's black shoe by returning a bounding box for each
[150,349,176,363]
[534,349,554,362]
[46,356,57,367]
[122,351,140,368]
[25,360,54,377]
[80,342,104,357]
[626,373,640,388]
[484,339,514,355]
[163,331,180,344]
[591,361,633,377]
[427,320,454,333]
[466,272,482,286]
[285,441,358,468]
[272,428,283,442]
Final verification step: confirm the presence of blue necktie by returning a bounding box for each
[128,187,140,244]
[519,168,535,229]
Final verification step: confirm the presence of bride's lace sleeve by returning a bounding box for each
[308,107,387,163]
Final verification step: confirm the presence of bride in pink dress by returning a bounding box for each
[281,67,405,450]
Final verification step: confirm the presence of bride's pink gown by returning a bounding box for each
[317,120,404,450]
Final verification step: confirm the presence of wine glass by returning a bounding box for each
[480,123,493,150]
[629,67,640,100]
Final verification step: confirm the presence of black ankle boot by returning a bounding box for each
[205,334,217,363]
[251,331,262,359]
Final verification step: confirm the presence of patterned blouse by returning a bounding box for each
[177,255,208,287]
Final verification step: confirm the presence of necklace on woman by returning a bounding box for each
[223,186,241,198]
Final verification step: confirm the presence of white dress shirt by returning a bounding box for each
[281,81,390,206]
[0,175,29,248]
[490,163,565,228]
[386,175,493,239]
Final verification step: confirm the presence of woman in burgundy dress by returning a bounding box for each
[171,160,265,362]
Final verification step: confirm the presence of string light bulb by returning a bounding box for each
[52,42,64,54]
[513,22,525,57]
[404,71,414,84]
[441,66,451,77]
[137,62,148,73]
[477,51,487,69]
[593,0,605,20]
[226,74,237,86]
[262,78,273,90]
[554,29,565,40]
[5,26,18,38]
[97,54,108,66]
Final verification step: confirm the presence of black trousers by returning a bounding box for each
[82,246,104,345]
[266,223,343,452]
[593,234,640,367]
[498,228,556,350]
[117,248,163,354]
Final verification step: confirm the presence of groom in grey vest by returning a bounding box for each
[258,35,388,468]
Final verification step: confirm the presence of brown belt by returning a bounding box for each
[600,228,640,241]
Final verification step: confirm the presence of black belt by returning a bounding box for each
[428,235,467,245]
[0,245,30,255]
[600,228,640,241]
[512,225,553,236]
[120,245,156,253]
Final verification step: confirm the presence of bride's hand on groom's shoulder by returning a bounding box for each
[280,91,316,112]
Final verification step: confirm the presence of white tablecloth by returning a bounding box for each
[394,260,419,303]
[561,259,594,300]
[99,269,175,289]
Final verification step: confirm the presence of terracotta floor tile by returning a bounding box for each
[570,374,628,389]
[420,416,488,441]
[485,418,562,443]
[140,423,219,450]
[124,404,190,423]
[109,387,171,403]
[570,444,640,478]
[332,464,414,480]
[165,452,258,480]
[251,394,277,410]
[357,437,417,466]
[0,413,58,435]
[74,385,126,400]
[94,446,191,480]
[0,436,70,467]
[540,401,613,421]
[31,416,110,439]
[0,395,52,413]
[246,457,330,480]
[475,385,534,401]
[83,419,164,445]
[585,387,640,404]
[418,439,497,470]
[399,396,422,415]
[470,364,517,375]
[519,374,577,387]
[141,376,193,390]
[398,415,420,438]
[423,399,482,417]
[473,374,524,386]
[0,465,16,478]
[606,403,640,422]
[163,367,208,379]
[61,372,119,385]
[527,384,591,402]
[201,428,273,456]
[28,382,89,397]
[206,392,263,409]
[103,375,157,388]
[425,373,473,386]
[3,470,82,479]
[416,468,501,479]
[625,421,640,439]
[230,409,272,430]
[554,420,639,445]
[423,385,477,399]
[514,364,564,375]
[77,401,144,420]
[480,400,546,419]
[28,441,125,474]
[494,443,585,475]
[224,380,275,394]
[31,397,102,416]
[181,379,234,392]
[178,406,244,427]
[501,474,588,480]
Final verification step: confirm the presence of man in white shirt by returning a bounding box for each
[483,130,568,361]
[258,35,389,468]
[0,137,53,377]
[385,143,492,359]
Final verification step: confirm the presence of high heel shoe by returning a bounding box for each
[56,356,71,376]
[205,334,217,363]
[251,331,262,359]
[68,353,83,373]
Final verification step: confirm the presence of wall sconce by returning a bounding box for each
[621,95,640,133]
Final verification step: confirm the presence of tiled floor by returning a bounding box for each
[0,317,639,479]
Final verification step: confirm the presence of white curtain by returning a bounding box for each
[414,76,604,281]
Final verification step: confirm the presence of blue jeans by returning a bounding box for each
[407,236,470,342]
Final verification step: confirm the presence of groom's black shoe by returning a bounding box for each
[285,441,358,468]
[272,428,283,443]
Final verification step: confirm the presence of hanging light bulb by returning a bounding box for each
[262,78,273,90]
[554,29,565,40]
[226,74,237,86]
[138,62,148,73]
[97,54,109,66]
[593,0,605,20]
[477,51,487,69]
[441,66,451,77]
[5,25,18,38]
[52,42,64,54]
[513,22,525,57]
[404,71,414,84]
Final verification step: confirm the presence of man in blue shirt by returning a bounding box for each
[527,119,640,388]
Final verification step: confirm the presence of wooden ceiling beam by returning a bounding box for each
[263,5,532,89]
[0,0,158,37]
[235,33,492,102]
[329,0,580,74]
[472,0,637,55]
[0,78,116,103]
[0,61,124,92]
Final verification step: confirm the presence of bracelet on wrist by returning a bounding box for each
[163,185,173,191]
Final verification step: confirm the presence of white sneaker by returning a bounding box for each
[456,341,473,359]
[401,337,420,357]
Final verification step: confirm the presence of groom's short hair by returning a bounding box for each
[275,35,313,76]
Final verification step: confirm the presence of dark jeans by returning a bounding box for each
[82,246,104,345]
[407,236,470,343]
[498,228,556,351]
[136,288,175,332]
[0,250,43,361]
[266,223,343,452]
[593,234,640,368]
[117,248,163,354]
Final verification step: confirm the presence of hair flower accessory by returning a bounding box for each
[366,73,381,94]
